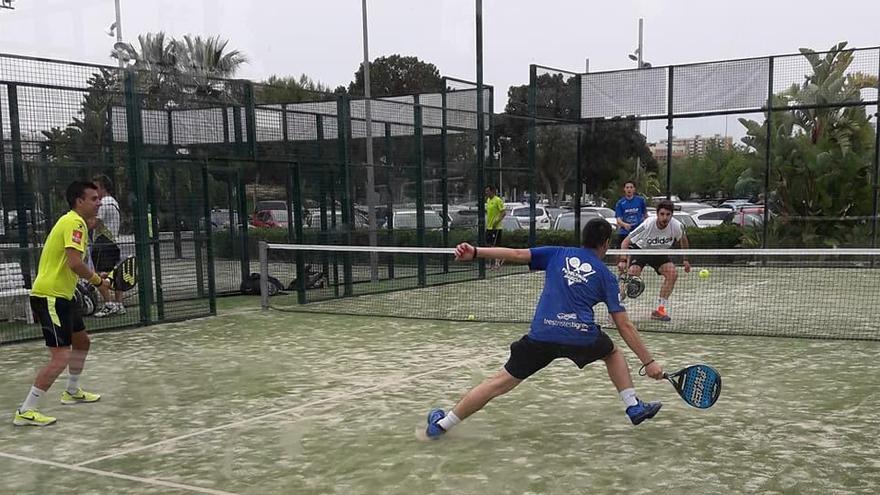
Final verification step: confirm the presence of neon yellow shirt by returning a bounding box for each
[486,196,505,230]
[32,210,88,300]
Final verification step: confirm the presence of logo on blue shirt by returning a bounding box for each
[562,256,596,286]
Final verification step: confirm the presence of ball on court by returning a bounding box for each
[699,269,710,280]
[467,314,476,320]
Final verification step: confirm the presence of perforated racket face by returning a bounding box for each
[112,256,137,291]
[625,276,645,299]
[669,365,721,409]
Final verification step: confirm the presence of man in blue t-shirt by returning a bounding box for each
[615,181,648,248]
[424,219,664,439]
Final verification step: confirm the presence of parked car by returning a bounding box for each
[392,210,444,230]
[508,205,553,230]
[674,202,714,214]
[501,215,524,230]
[582,206,618,229]
[647,210,698,230]
[450,208,479,229]
[251,209,290,229]
[724,207,766,227]
[691,208,733,228]
[718,199,756,210]
[553,210,604,231]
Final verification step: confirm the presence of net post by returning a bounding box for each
[259,241,269,310]
[527,65,537,248]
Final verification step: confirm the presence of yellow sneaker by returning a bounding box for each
[61,388,101,405]
[13,409,57,426]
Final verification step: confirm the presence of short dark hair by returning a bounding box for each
[66,180,98,208]
[624,180,637,188]
[485,185,497,193]
[656,199,675,214]
[92,174,114,195]
[582,218,612,249]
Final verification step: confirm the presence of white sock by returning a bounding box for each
[619,388,639,407]
[66,373,81,394]
[20,386,45,412]
[658,298,669,308]
[437,411,461,431]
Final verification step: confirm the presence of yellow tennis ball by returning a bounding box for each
[699,269,710,280]
[467,314,476,320]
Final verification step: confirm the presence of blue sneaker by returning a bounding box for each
[426,408,447,438]
[626,399,662,425]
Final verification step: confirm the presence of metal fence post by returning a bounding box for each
[414,102,426,287]
[7,85,32,286]
[666,66,674,199]
[124,70,152,324]
[337,94,353,296]
[763,57,775,249]
[527,65,538,248]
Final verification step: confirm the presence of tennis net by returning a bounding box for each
[259,243,880,341]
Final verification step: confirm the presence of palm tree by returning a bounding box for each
[176,35,248,99]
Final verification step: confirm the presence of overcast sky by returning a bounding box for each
[1,0,878,141]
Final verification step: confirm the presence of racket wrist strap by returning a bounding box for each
[89,273,102,286]
[472,246,478,260]
[638,359,655,376]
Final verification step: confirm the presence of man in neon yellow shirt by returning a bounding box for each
[485,185,506,269]
[13,181,109,426]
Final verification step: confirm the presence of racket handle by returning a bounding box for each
[661,373,669,379]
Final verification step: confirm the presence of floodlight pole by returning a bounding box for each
[635,18,643,182]
[476,0,486,255]
[361,0,379,281]
[114,0,124,70]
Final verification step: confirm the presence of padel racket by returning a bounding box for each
[619,274,645,299]
[107,255,137,291]
[658,364,722,409]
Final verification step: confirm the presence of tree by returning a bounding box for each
[498,75,656,205]
[256,74,334,104]
[113,31,248,104]
[347,55,443,97]
[738,42,878,246]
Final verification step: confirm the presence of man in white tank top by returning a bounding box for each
[619,199,691,321]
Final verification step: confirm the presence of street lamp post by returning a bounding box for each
[628,18,651,183]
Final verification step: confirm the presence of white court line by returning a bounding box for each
[0,451,239,495]
[77,358,483,468]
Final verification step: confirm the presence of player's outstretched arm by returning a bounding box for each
[610,311,664,379]
[454,242,531,264]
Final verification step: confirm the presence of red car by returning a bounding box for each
[250,209,289,229]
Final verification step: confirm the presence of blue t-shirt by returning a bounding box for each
[527,247,625,346]
[615,196,648,235]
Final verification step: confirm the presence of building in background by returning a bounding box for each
[649,134,734,163]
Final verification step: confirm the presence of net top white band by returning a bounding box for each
[264,243,880,257]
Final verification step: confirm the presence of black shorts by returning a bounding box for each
[486,229,502,246]
[629,247,673,274]
[504,333,615,380]
[30,295,85,347]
